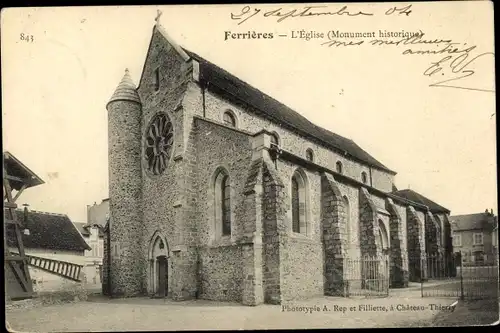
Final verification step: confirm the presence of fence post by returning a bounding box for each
[459,252,464,300]
[420,257,424,297]
[386,257,389,296]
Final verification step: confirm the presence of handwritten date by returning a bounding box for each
[230,5,412,25]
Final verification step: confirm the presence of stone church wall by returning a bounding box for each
[274,161,324,301]
[198,245,243,302]
[192,118,252,301]
[137,29,201,299]
[281,237,324,301]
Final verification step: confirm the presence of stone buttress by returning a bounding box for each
[385,198,409,287]
[320,173,348,296]
[406,206,427,282]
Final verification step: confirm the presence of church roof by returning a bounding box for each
[183,47,395,175]
[391,189,450,213]
[142,24,394,174]
[6,209,91,252]
[107,69,141,107]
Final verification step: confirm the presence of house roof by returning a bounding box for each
[74,222,90,237]
[391,189,450,213]
[5,209,91,252]
[75,221,105,238]
[450,212,497,232]
[182,47,395,175]
[3,151,44,191]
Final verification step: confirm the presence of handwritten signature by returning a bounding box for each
[230,4,411,25]
[422,50,494,92]
[321,33,494,93]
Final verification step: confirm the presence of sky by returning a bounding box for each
[2,3,496,222]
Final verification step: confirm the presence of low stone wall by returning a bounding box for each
[5,282,89,310]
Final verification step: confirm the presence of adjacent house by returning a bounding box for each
[450,210,498,265]
[73,198,109,288]
[6,208,91,293]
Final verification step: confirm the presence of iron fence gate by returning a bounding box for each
[344,255,390,297]
[420,251,499,300]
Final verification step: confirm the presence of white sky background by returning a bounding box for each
[1,3,496,222]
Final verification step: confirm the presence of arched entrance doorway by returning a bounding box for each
[148,232,169,297]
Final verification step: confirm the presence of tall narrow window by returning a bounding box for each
[336,161,343,174]
[223,111,236,127]
[361,171,368,184]
[291,176,300,233]
[343,196,350,244]
[221,175,231,236]
[291,169,308,234]
[214,168,231,238]
[270,132,280,147]
[154,68,160,91]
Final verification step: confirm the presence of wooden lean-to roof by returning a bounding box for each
[3,151,44,190]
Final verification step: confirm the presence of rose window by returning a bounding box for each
[145,113,173,175]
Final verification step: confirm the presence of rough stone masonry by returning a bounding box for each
[102,23,454,305]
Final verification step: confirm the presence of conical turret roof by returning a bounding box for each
[107,69,141,107]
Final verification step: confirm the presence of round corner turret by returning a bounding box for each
[107,68,142,109]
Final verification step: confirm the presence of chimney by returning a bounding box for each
[491,209,494,215]
[22,204,30,235]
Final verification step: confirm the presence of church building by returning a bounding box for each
[102,21,454,305]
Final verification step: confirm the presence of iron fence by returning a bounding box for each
[420,251,499,300]
[344,255,390,297]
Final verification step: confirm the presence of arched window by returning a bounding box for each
[306,148,314,162]
[336,161,343,174]
[214,169,231,237]
[270,132,280,147]
[361,171,368,184]
[223,110,236,128]
[291,176,300,233]
[343,196,350,244]
[291,170,308,234]
[378,219,389,252]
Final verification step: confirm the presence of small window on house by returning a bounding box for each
[270,133,280,148]
[306,149,314,162]
[473,232,483,245]
[452,234,462,247]
[223,111,236,128]
[336,161,343,174]
[154,68,160,91]
[361,171,368,184]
